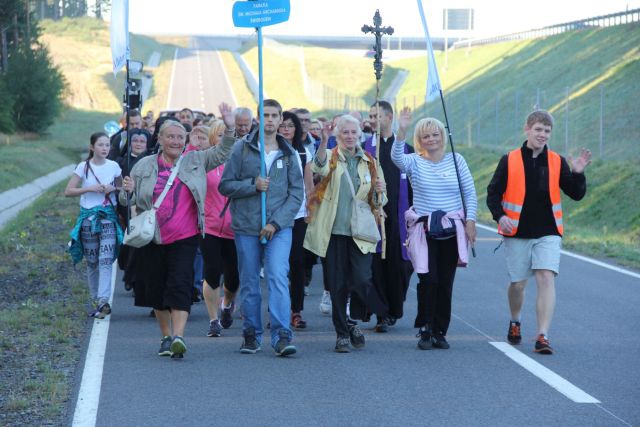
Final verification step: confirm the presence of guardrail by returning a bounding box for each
[453,8,640,49]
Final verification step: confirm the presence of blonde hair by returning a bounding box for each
[208,119,226,146]
[413,117,446,156]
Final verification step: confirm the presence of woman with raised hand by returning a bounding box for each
[198,119,241,338]
[278,111,315,330]
[119,103,236,359]
[391,107,477,351]
[66,132,123,319]
[304,115,387,353]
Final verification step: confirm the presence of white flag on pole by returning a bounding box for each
[110,0,129,75]
[417,0,442,102]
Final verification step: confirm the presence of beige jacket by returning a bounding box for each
[303,146,387,257]
[119,134,235,237]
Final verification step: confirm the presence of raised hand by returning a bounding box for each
[569,148,592,174]
[397,106,412,141]
[219,102,235,129]
[320,120,333,143]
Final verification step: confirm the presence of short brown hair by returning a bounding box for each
[258,99,282,116]
[526,110,554,129]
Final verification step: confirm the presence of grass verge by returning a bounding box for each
[0,182,89,426]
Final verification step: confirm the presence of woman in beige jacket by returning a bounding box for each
[303,115,388,353]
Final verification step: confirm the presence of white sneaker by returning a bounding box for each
[319,290,332,315]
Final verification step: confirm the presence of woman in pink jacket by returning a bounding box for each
[200,119,240,338]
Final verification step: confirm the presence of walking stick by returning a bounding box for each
[362,10,393,260]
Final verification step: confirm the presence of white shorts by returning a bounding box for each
[504,235,562,282]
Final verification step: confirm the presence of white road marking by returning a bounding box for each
[490,342,600,403]
[476,223,640,280]
[165,48,179,110]
[72,262,117,427]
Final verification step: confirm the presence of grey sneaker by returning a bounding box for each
[319,291,332,315]
[334,336,350,353]
[274,330,296,357]
[207,319,223,337]
[220,300,235,329]
[170,336,187,358]
[158,336,173,356]
[348,324,365,349]
[95,302,111,319]
[240,327,261,354]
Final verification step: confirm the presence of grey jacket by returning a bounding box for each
[119,133,235,237]
[218,131,303,236]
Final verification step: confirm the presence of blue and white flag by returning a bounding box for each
[110,0,130,75]
[417,0,442,102]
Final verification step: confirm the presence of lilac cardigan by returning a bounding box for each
[405,207,469,274]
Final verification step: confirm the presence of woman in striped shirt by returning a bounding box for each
[391,107,477,351]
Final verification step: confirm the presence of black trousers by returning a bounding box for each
[289,218,307,312]
[414,236,459,336]
[200,234,239,293]
[372,225,413,320]
[324,235,387,337]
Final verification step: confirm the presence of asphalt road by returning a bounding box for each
[166,37,237,113]
[86,226,639,426]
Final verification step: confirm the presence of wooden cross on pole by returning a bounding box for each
[362,10,393,259]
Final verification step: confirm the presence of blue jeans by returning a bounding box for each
[235,229,293,348]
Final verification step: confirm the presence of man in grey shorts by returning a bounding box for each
[486,110,592,354]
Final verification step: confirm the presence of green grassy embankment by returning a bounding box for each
[0,18,187,192]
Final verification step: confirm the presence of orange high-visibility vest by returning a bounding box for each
[498,148,563,236]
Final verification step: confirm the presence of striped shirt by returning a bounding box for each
[391,140,477,221]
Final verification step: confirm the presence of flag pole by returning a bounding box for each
[257,25,267,245]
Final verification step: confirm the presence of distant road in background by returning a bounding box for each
[165,37,237,113]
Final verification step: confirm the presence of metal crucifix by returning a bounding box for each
[362,10,393,259]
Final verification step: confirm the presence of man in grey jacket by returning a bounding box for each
[219,99,304,357]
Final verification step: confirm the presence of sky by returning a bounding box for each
[126,0,640,40]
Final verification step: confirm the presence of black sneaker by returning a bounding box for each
[534,334,553,355]
[416,327,432,350]
[334,336,350,353]
[220,300,235,329]
[375,318,389,333]
[274,330,296,357]
[240,327,261,354]
[348,324,365,349]
[95,302,111,319]
[207,319,222,337]
[158,335,172,356]
[508,321,522,345]
[170,336,187,358]
[432,333,450,349]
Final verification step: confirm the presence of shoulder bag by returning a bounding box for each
[344,167,381,244]
[123,155,183,248]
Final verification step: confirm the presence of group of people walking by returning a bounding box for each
[65,99,591,358]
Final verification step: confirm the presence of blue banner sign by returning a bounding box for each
[232,0,290,28]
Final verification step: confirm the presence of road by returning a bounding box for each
[166,37,237,113]
[69,37,640,426]
[72,227,639,426]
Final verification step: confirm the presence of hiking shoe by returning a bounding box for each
[291,312,307,330]
[240,327,261,354]
[534,334,553,355]
[274,330,297,357]
[158,336,173,356]
[417,326,432,350]
[95,302,111,319]
[170,336,187,358]
[319,291,332,315]
[375,318,390,333]
[207,319,223,337]
[335,336,350,353]
[220,300,235,329]
[508,321,522,345]
[348,324,365,349]
[432,333,450,349]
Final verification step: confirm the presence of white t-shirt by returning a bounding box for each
[294,146,312,219]
[73,160,122,209]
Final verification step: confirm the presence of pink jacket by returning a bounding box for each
[405,207,469,274]
[204,165,234,239]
